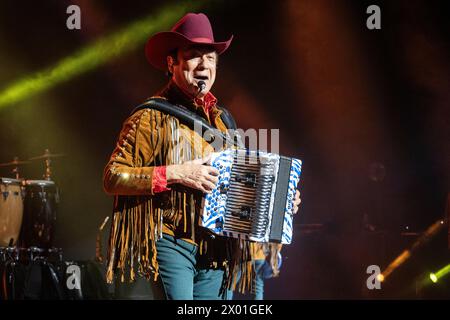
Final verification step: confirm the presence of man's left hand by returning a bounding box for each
[293,190,301,214]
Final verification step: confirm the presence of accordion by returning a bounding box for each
[200,149,302,244]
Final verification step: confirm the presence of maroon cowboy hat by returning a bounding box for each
[145,13,233,71]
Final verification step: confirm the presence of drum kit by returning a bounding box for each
[0,149,65,299]
[0,149,64,248]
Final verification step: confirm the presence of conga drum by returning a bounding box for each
[20,180,59,248]
[0,178,24,246]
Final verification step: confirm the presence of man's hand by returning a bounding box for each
[293,190,301,214]
[166,154,219,194]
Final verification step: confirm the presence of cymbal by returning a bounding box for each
[0,159,31,167]
[29,152,65,160]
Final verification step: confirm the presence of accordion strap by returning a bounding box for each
[217,105,238,130]
[131,97,242,148]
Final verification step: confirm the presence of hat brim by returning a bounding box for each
[145,31,233,71]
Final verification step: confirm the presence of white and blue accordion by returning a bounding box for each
[200,149,302,244]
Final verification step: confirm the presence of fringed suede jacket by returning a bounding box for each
[103,81,271,293]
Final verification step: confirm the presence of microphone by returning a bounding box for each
[198,80,206,92]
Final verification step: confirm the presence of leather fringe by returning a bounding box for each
[106,196,163,283]
[220,239,255,295]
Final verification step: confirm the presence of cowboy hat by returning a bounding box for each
[145,13,233,70]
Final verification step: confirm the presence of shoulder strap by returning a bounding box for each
[131,97,238,148]
[218,105,244,147]
[217,105,238,130]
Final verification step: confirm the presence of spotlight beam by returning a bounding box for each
[379,219,446,282]
[0,1,204,109]
[430,264,450,283]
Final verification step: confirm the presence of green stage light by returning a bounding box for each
[429,273,438,283]
[429,264,450,284]
[0,1,204,109]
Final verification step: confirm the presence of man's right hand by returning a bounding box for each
[166,154,219,194]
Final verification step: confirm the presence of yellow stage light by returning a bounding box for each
[0,1,205,109]
[429,273,438,283]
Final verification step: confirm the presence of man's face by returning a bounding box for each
[168,45,217,98]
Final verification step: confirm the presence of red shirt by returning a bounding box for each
[194,91,218,121]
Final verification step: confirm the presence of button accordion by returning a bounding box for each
[200,149,302,244]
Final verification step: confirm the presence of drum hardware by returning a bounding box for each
[0,149,63,250]
[0,246,66,300]
[0,157,30,180]
[0,246,19,262]
[48,247,64,262]
[0,148,69,299]
[0,246,63,262]
[22,148,63,249]
[26,247,46,261]
[28,149,65,181]
[1,258,17,299]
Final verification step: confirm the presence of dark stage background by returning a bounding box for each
[0,0,449,298]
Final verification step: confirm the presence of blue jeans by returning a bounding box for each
[252,259,265,300]
[156,234,228,300]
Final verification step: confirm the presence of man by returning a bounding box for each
[103,12,300,300]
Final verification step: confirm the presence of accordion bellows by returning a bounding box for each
[201,149,302,244]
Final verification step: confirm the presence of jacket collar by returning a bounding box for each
[156,80,221,123]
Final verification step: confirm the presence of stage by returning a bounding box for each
[0,0,449,301]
